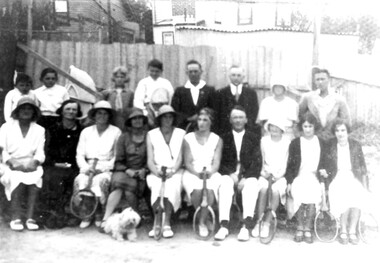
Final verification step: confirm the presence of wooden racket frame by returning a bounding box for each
[70,158,99,220]
[259,174,277,244]
[193,167,216,240]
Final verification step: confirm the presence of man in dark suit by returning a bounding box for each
[171,60,215,131]
[215,106,262,242]
[214,65,260,136]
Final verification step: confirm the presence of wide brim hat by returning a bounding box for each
[264,117,286,133]
[151,88,170,104]
[125,108,147,127]
[11,96,41,121]
[87,100,115,120]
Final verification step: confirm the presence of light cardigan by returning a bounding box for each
[0,120,45,200]
[299,89,351,136]
[76,125,121,173]
[0,119,45,164]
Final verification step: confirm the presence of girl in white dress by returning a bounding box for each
[254,118,290,238]
[319,119,369,245]
[146,105,185,238]
[182,108,223,237]
[285,113,323,243]
[0,97,45,231]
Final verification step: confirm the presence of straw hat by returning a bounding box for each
[87,100,115,120]
[156,105,176,119]
[125,108,147,127]
[11,96,41,121]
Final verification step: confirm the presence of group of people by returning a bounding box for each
[0,59,369,245]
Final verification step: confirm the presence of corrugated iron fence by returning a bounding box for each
[25,40,379,125]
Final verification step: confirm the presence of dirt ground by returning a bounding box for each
[1,125,380,263]
[0,217,379,263]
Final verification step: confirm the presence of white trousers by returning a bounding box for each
[218,175,259,222]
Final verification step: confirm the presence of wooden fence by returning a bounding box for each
[24,40,380,126]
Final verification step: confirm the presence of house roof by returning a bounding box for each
[175,25,357,36]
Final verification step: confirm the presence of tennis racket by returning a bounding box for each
[259,174,277,244]
[193,167,216,240]
[70,158,99,220]
[358,211,379,244]
[153,166,167,240]
[314,179,338,242]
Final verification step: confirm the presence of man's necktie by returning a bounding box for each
[235,86,240,102]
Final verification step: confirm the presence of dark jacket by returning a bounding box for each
[284,136,325,184]
[318,138,367,188]
[171,84,216,130]
[214,83,260,136]
[219,130,262,179]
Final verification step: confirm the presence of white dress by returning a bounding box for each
[0,120,45,200]
[291,136,322,212]
[259,135,290,205]
[146,127,185,211]
[182,132,222,201]
[329,144,368,218]
[74,125,121,205]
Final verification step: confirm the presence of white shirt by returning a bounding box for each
[230,84,242,96]
[3,89,39,122]
[76,125,121,173]
[133,76,174,111]
[232,129,245,161]
[261,135,290,179]
[34,84,70,116]
[184,80,206,106]
[258,96,299,128]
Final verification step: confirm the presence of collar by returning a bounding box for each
[184,80,206,90]
[230,83,243,94]
[232,129,245,137]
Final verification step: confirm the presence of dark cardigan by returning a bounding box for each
[284,136,325,185]
[318,138,367,188]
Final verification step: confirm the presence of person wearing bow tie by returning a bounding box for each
[214,65,260,137]
[171,60,216,132]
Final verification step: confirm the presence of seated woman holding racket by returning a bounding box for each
[318,118,369,245]
[41,99,83,228]
[146,105,186,238]
[182,108,223,238]
[73,101,121,229]
[101,108,148,225]
[253,118,290,238]
[0,97,45,231]
[285,112,324,244]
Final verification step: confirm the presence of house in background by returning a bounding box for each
[0,0,146,43]
[152,0,306,45]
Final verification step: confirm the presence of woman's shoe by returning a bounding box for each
[79,219,91,229]
[339,232,349,245]
[26,219,39,231]
[294,230,303,243]
[303,231,313,244]
[162,226,174,238]
[10,219,24,231]
[349,233,359,245]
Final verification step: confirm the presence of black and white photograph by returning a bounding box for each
[0,0,379,262]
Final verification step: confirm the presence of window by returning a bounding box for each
[54,0,70,26]
[238,3,253,25]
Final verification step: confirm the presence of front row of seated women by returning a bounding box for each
[0,99,370,245]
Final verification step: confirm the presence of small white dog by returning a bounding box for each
[103,207,141,241]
